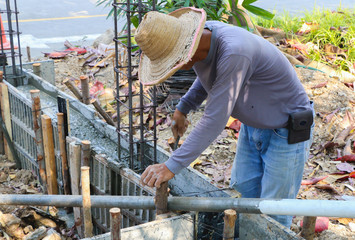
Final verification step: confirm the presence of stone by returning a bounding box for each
[92,29,114,48]
[24,226,47,240]
[42,229,62,240]
[349,222,355,232]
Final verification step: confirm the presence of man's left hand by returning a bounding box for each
[140,163,175,188]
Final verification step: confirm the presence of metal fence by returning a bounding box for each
[5,80,157,235]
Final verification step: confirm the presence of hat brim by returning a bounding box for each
[138,7,206,86]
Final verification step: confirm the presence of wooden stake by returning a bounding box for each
[0,83,13,161]
[0,72,4,154]
[41,114,58,195]
[26,46,31,62]
[81,166,93,238]
[223,209,237,240]
[68,139,83,238]
[301,216,317,240]
[30,90,47,193]
[155,181,169,217]
[110,208,121,240]
[33,63,41,77]
[80,75,90,104]
[91,99,115,126]
[81,140,91,167]
[63,78,83,102]
[57,113,71,195]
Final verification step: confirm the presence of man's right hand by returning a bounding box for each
[172,109,189,139]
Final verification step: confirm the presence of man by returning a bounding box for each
[135,7,313,228]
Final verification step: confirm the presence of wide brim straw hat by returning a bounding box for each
[135,7,206,86]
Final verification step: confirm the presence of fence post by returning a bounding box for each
[301,216,317,240]
[81,166,93,238]
[33,63,41,77]
[41,114,58,194]
[0,82,13,162]
[0,71,3,155]
[63,78,83,102]
[110,208,121,240]
[81,140,91,167]
[80,75,90,104]
[57,113,71,195]
[223,209,237,240]
[155,181,169,217]
[68,139,83,237]
[30,90,47,193]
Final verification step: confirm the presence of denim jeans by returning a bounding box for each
[230,123,313,228]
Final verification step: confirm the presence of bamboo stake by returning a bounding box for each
[41,114,58,195]
[30,90,47,193]
[90,99,115,126]
[0,83,13,162]
[26,46,31,62]
[110,208,121,240]
[81,166,93,238]
[68,139,83,238]
[33,63,41,77]
[301,216,317,240]
[0,72,4,154]
[223,209,237,240]
[80,75,90,104]
[155,181,169,217]
[57,113,71,195]
[63,78,83,102]
[81,140,91,167]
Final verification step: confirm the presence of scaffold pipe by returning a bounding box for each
[0,195,354,218]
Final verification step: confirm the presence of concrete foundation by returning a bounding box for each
[4,61,301,239]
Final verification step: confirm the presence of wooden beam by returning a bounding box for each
[0,83,13,162]
[63,78,83,102]
[30,90,47,193]
[81,140,91,167]
[57,113,71,195]
[155,181,169,217]
[223,209,237,240]
[80,75,90,105]
[110,208,121,240]
[91,99,115,126]
[81,166,93,238]
[41,114,58,194]
[301,216,317,240]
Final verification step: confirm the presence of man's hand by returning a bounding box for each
[140,163,175,188]
[172,109,189,139]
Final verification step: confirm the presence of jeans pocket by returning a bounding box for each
[272,127,288,139]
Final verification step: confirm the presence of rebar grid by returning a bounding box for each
[0,0,23,86]
[113,0,157,171]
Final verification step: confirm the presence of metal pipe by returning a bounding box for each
[0,195,354,218]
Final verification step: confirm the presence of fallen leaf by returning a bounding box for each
[190,158,203,168]
[337,218,354,225]
[64,47,87,55]
[336,162,355,173]
[314,184,340,195]
[204,168,215,175]
[89,81,104,97]
[301,176,328,185]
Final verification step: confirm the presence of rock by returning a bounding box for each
[42,229,62,240]
[349,222,355,232]
[92,29,114,48]
[24,226,47,240]
[0,213,25,238]
[23,225,34,234]
[32,211,57,228]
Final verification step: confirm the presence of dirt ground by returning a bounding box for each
[27,31,355,239]
[0,156,77,239]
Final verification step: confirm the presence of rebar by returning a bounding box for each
[0,195,355,218]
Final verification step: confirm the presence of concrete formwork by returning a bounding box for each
[2,62,301,239]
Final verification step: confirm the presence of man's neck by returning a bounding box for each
[195,29,212,62]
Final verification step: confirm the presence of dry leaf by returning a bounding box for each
[190,158,203,168]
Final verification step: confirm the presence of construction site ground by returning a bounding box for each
[9,31,354,239]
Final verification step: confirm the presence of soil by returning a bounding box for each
[28,33,355,239]
[0,155,78,239]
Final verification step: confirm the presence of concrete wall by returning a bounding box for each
[83,214,195,240]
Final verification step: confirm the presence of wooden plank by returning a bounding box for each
[81,140,91,167]
[57,113,71,195]
[41,114,58,194]
[223,209,237,240]
[68,140,83,238]
[82,166,94,237]
[0,83,13,161]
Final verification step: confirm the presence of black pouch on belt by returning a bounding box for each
[288,109,313,144]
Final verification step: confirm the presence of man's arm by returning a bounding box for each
[176,77,208,114]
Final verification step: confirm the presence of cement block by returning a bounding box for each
[83,214,195,240]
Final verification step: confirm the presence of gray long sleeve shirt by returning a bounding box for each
[165,21,311,174]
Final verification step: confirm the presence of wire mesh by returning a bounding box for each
[0,0,24,86]
[113,0,157,171]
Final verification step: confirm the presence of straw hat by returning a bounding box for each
[135,7,206,86]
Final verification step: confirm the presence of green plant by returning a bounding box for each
[97,0,274,29]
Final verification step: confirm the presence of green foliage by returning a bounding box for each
[96,0,274,29]
[253,7,355,72]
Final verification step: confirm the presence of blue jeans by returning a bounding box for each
[230,123,313,228]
